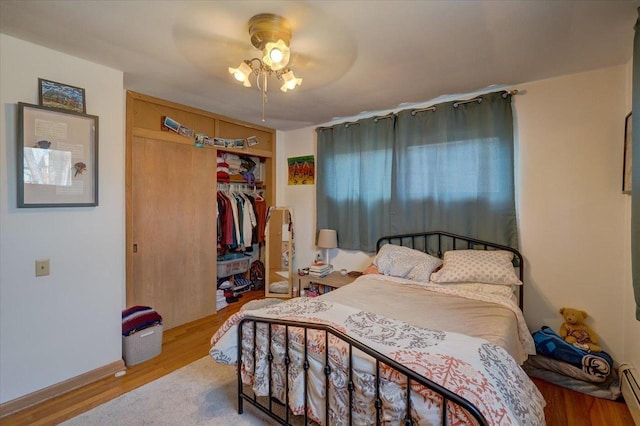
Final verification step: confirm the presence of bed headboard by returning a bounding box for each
[376,231,524,309]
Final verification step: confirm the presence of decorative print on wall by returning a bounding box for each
[288,155,315,185]
[38,78,86,113]
[623,112,632,194]
[18,102,98,207]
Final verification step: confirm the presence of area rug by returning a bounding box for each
[62,356,275,425]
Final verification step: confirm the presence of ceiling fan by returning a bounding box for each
[172,2,356,108]
[227,13,303,121]
[233,13,302,89]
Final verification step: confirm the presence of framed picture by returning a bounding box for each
[18,102,98,207]
[178,125,194,138]
[623,112,632,194]
[288,155,315,185]
[213,137,227,147]
[38,78,86,113]
[162,116,180,132]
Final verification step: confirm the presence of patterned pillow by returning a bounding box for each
[430,250,522,286]
[373,244,443,283]
[443,282,516,300]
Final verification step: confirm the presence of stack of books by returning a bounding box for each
[308,262,332,278]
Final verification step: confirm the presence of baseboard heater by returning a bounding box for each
[621,363,640,426]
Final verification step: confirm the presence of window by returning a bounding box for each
[317,91,518,252]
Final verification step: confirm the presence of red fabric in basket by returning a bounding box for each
[122,306,162,336]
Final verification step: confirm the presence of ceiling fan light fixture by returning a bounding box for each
[248,13,291,51]
[228,62,252,87]
[280,70,302,92]
[230,13,302,121]
[262,39,290,71]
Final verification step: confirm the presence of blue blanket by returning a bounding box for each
[532,326,613,380]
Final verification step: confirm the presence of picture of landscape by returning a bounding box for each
[39,79,86,113]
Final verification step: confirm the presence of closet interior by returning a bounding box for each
[126,91,276,329]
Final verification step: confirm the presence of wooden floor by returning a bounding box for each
[2,289,635,426]
[532,377,634,426]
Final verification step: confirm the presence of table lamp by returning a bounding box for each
[316,229,338,266]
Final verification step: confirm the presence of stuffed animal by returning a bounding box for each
[558,307,602,352]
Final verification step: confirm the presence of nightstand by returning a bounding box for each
[298,271,357,296]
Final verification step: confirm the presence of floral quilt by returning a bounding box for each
[210,298,546,425]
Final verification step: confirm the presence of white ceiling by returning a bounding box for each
[0,1,638,130]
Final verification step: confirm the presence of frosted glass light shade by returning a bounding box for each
[280,70,302,92]
[262,39,290,71]
[228,62,252,87]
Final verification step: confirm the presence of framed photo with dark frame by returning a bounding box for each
[18,102,98,207]
[623,112,632,194]
[38,78,86,113]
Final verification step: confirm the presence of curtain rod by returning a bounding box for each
[317,89,520,130]
[453,89,520,108]
[411,89,520,115]
[373,113,395,122]
[411,106,437,116]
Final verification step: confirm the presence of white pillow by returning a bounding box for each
[430,249,522,286]
[373,244,443,283]
[442,282,516,300]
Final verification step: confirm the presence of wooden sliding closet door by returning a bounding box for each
[131,137,216,329]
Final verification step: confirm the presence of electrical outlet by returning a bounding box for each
[35,259,50,277]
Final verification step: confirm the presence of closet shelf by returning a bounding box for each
[132,127,273,158]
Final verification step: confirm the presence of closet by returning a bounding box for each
[126,91,276,329]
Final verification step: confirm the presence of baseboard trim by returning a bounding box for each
[0,359,126,418]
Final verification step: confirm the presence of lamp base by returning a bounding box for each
[324,248,332,269]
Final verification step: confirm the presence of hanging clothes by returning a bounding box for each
[217,184,267,252]
[217,191,235,248]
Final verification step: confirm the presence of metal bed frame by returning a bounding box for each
[237,231,524,425]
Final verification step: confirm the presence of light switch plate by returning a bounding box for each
[35,259,50,277]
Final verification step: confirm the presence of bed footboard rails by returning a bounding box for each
[237,316,489,426]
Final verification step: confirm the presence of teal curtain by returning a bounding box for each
[316,90,517,252]
[316,116,394,250]
[392,91,518,248]
[632,8,640,320]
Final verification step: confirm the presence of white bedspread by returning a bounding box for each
[322,274,534,364]
[210,286,545,425]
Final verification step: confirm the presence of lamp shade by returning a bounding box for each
[317,229,337,249]
[262,39,290,71]
[280,70,302,92]
[228,62,252,87]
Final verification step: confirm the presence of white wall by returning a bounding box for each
[275,129,315,266]
[276,130,375,272]
[0,35,125,403]
[278,64,636,364]
[516,66,629,362]
[623,58,640,371]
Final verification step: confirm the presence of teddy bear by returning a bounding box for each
[558,307,602,352]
